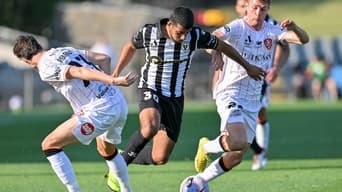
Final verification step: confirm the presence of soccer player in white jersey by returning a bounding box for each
[236,0,291,170]
[187,0,309,188]
[13,35,138,192]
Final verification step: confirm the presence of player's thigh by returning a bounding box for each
[138,88,162,136]
[152,130,175,160]
[42,117,79,150]
[139,107,161,137]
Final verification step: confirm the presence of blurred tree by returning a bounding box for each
[0,0,99,37]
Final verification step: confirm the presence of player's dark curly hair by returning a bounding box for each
[170,6,194,29]
[13,35,42,60]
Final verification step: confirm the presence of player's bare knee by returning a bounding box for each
[221,135,246,151]
[140,125,158,139]
[231,141,247,151]
[97,147,111,157]
[152,155,169,165]
[41,137,55,151]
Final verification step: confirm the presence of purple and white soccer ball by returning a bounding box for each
[179,175,209,192]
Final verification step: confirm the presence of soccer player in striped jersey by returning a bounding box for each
[189,0,309,187]
[13,35,138,192]
[107,6,265,191]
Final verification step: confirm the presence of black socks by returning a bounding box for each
[122,131,150,165]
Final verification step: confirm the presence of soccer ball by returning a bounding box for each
[179,175,209,192]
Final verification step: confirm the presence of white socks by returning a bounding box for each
[203,136,224,154]
[256,122,270,151]
[198,158,225,182]
[106,154,132,192]
[46,151,81,192]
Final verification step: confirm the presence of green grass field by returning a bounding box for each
[1,101,342,191]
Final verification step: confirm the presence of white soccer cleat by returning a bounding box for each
[251,152,268,171]
[180,175,209,192]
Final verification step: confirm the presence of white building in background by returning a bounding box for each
[0,26,53,111]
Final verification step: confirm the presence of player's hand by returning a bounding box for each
[265,66,279,83]
[245,65,266,81]
[280,19,297,31]
[111,71,138,87]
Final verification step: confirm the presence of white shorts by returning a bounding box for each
[216,99,258,144]
[72,94,128,145]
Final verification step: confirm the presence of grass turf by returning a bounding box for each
[1,159,342,192]
[0,101,342,191]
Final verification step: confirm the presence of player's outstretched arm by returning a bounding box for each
[86,51,111,74]
[112,41,137,77]
[280,19,309,45]
[215,39,266,81]
[66,66,138,87]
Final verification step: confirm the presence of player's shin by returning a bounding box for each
[131,146,154,164]
[105,151,132,192]
[122,131,150,164]
[44,149,81,192]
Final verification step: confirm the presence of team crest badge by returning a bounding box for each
[182,42,189,50]
[80,122,95,135]
[264,38,272,50]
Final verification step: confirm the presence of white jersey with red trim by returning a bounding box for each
[213,18,285,112]
[37,47,119,113]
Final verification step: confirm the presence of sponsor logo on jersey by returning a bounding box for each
[256,41,263,48]
[56,50,73,63]
[80,122,95,135]
[147,55,189,65]
[96,84,110,98]
[242,52,272,62]
[264,38,273,50]
[148,56,163,64]
[54,67,61,80]
[224,25,230,33]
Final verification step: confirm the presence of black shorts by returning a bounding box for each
[138,88,184,142]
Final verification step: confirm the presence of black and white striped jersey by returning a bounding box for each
[132,18,218,98]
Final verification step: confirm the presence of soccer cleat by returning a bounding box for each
[251,152,268,171]
[107,170,120,192]
[194,137,210,173]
